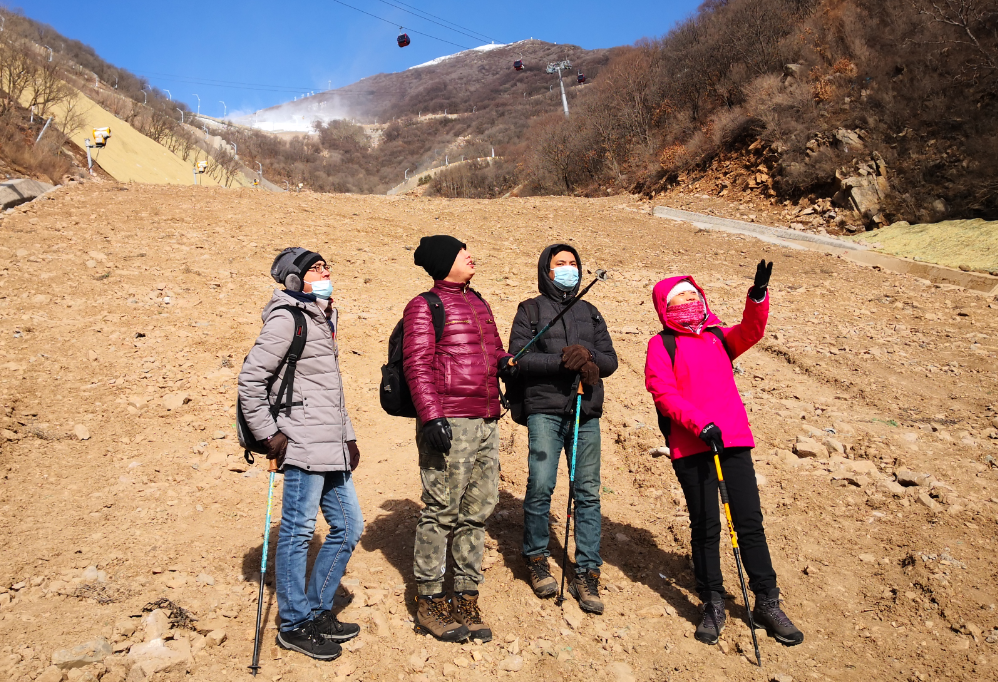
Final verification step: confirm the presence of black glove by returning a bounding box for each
[498,356,519,379]
[266,431,288,468]
[749,259,773,300]
[422,418,452,452]
[580,361,600,386]
[561,345,591,372]
[698,422,724,453]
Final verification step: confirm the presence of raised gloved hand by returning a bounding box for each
[266,431,289,468]
[749,259,773,300]
[580,361,600,386]
[698,422,724,453]
[498,355,519,379]
[422,418,453,452]
[562,344,592,372]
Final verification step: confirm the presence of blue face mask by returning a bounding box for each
[551,265,580,292]
[310,280,333,299]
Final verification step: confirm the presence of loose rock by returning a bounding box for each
[51,639,111,670]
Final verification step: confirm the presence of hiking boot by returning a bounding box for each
[276,620,343,660]
[525,555,558,598]
[414,594,470,642]
[313,609,360,642]
[567,568,604,614]
[753,588,804,646]
[694,592,726,645]
[452,591,493,643]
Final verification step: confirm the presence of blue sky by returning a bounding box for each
[17,1,700,116]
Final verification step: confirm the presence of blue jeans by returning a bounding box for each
[523,413,602,572]
[275,466,363,631]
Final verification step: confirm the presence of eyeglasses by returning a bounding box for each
[308,263,329,274]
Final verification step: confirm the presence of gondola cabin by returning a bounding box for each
[397,32,410,48]
[577,71,586,84]
[513,59,523,71]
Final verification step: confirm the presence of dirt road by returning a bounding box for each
[1,184,997,682]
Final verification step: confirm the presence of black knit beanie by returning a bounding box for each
[413,235,466,281]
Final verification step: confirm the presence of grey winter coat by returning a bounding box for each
[237,289,356,472]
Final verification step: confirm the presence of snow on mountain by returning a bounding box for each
[408,42,512,70]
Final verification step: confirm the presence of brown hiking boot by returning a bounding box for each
[525,555,558,598]
[568,568,604,614]
[415,594,470,642]
[452,591,493,642]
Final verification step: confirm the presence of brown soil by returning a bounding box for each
[1,185,997,682]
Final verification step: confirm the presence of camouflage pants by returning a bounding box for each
[413,417,500,595]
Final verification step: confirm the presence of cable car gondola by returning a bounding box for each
[513,55,523,71]
[577,70,586,84]
[397,28,410,48]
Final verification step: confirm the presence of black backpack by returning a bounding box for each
[380,293,445,418]
[237,305,308,464]
[655,327,731,444]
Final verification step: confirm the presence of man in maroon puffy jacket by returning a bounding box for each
[402,235,515,644]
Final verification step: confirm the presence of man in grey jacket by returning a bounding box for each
[238,247,363,662]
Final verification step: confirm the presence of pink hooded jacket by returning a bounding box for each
[644,275,769,459]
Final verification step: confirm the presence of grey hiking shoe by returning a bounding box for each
[525,555,558,598]
[694,592,726,645]
[568,568,604,614]
[415,594,470,643]
[753,588,804,646]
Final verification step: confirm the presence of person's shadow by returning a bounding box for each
[359,487,701,624]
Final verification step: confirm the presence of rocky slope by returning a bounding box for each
[0,185,997,682]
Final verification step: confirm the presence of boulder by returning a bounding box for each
[0,178,55,210]
[794,437,827,459]
[52,639,111,670]
[127,639,190,676]
[161,393,190,411]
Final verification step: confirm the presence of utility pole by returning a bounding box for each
[44,46,52,61]
[257,162,263,184]
[193,94,200,116]
[220,101,226,117]
[165,89,171,100]
[177,108,184,123]
[546,60,572,118]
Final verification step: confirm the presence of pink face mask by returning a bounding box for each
[667,299,706,331]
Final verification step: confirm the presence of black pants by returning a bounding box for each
[672,447,777,601]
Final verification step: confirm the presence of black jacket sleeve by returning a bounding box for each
[508,301,564,377]
[589,305,618,378]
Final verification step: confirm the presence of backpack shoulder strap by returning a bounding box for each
[705,326,733,363]
[658,329,678,366]
[523,298,541,335]
[419,292,445,342]
[270,305,308,418]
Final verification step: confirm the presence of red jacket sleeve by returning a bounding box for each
[402,296,443,423]
[720,288,769,359]
[644,336,711,436]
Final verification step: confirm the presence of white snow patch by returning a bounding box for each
[408,42,511,70]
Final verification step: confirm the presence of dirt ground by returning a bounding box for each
[1,184,997,682]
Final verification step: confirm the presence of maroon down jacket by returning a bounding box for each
[402,280,510,423]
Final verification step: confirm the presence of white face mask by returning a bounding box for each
[310,280,333,299]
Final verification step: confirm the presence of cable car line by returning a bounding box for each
[328,0,473,50]
[375,0,499,43]
[134,69,384,96]
[371,0,498,45]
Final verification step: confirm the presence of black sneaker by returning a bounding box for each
[313,609,361,642]
[753,588,804,646]
[694,592,726,645]
[277,620,343,660]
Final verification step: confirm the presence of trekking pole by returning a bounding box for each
[556,380,585,606]
[710,442,762,666]
[512,270,607,363]
[249,457,279,676]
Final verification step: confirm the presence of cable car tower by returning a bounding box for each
[546,60,572,118]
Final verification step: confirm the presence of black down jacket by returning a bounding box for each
[507,244,618,419]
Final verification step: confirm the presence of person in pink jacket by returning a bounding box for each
[644,261,803,648]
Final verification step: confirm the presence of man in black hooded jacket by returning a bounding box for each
[508,244,617,614]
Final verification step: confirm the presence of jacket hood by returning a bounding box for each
[537,243,582,302]
[652,275,721,333]
[262,288,321,323]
